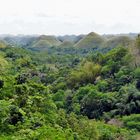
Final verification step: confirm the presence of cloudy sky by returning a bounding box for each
[0,0,140,35]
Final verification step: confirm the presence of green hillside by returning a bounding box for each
[74,32,106,48]
[1,33,136,52]
[29,35,62,50]
[105,36,135,49]
[58,41,74,48]
[0,40,7,49]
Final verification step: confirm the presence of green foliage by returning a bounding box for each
[134,67,140,78]
[122,114,140,131]
[0,56,8,72]
[114,85,140,115]
[0,44,139,139]
[68,61,101,88]
[79,86,115,118]
[96,121,136,140]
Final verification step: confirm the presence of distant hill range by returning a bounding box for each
[0,32,138,50]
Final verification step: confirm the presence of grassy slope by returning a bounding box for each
[105,36,135,49]
[29,35,62,50]
[74,32,106,48]
[58,41,74,48]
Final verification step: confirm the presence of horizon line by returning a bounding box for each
[0,32,139,37]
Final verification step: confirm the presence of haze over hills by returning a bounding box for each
[27,35,61,50]
[57,35,85,43]
[0,32,137,50]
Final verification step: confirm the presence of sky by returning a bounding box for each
[0,0,140,35]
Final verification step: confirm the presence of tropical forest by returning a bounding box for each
[0,32,140,139]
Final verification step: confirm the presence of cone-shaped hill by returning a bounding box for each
[29,35,61,50]
[74,32,106,48]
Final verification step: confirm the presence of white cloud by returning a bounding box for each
[0,0,139,35]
